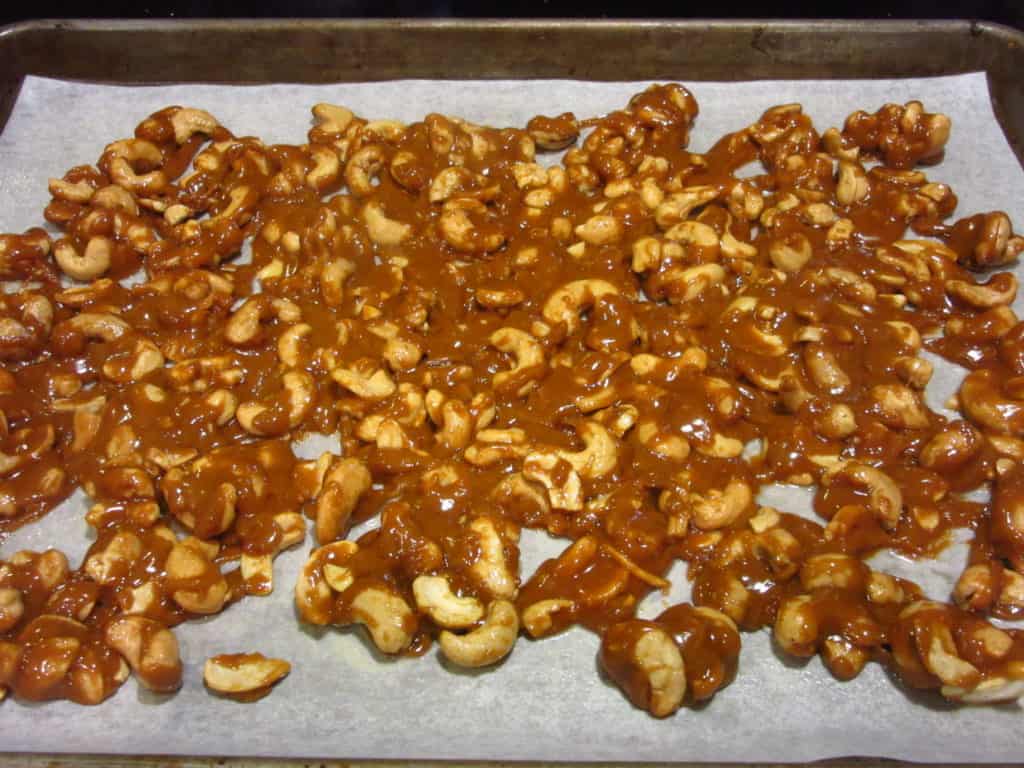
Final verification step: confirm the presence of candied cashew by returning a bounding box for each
[165,539,229,614]
[350,585,416,654]
[523,452,583,511]
[294,541,359,625]
[203,653,290,697]
[600,623,686,717]
[170,107,219,144]
[467,516,518,600]
[236,370,315,437]
[542,279,620,334]
[822,461,903,530]
[490,327,546,395]
[946,273,1017,309]
[54,237,112,281]
[0,587,24,632]
[438,600,519,668]
[553,421,618,479]
[439,199,505,254]
[331,365,396,400]
[104,616,182,693]
[690,480,753,531]
[102,139,167,194]
[315,457,371,544]
[224,296,301,347]
[959,369,1024,436]
[870,384,930,430]
[363,201,412,246]
[412,575,484,629]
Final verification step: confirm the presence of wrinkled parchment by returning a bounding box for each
[1,73,1023,763]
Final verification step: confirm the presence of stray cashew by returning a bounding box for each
[203,653,290,697]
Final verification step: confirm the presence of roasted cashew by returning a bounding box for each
[164,539,229,614]
[54,237,112,281]
[554,421,618,479]
[294,541,359,625]
[542,279,619,334]
[0,588,24,632]
[306,145,342,193]
[315,457,371,544]
[362,201,412,246]
[690,480,753,530]
[203,653,290,696]
[490,327,546,395]
[467,516,518,600]
[821,461,903,530]
[438,600,519,668]
[332,364,396,399]
[169,107,219,144]
[345,144,387,196]
[946,273,1017,309]
[523,452,583,511]
[236,370,315,437]
[59,312,130,344]
[224,296,301,347]
[102,139,167,194]
[575,214,623,246]
[439,198,505,253]
[311,103,354,138]
[870,384,930,429]
[104,616,182,693]
[412,574,484,629]
[350,585,416,654]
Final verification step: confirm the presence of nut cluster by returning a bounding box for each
[0,86,1023,715]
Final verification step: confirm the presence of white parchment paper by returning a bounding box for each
[1,73,1023,763]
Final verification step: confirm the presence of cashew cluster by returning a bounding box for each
[1,83,1023,718]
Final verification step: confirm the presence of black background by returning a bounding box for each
[1,0,1021,29]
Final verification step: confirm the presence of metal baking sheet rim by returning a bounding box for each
[0,18,1022,169]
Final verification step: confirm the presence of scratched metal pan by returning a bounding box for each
[0,18,1022,167]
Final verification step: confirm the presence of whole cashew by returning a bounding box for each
[412,574,484,629]
[467,516,518,600]
[345,145,387,196]
[543,279,619,334]
[438,599,519,668]
[350,585,416,654]
[224,296,301,347]
[946,273,1017,309]
[556,421,618,479]
[600,623,686,717]
[821,461,903,530]
[490,327,547,395]
[102,139,167,194]
[236,370,315,437]
[54,237,112,281]
[690,480,753,530]
[363,201,412,246]
[960,369,1024,436]
[439,199,505,253]
[315,457,371,544]
[170,107,219,144]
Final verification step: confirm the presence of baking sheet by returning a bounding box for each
[1,72,1022,763]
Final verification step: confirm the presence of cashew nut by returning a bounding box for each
[438,600,519,668]
[412,575,484,629]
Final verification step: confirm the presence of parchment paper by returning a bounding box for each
[1,73,1022,763]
